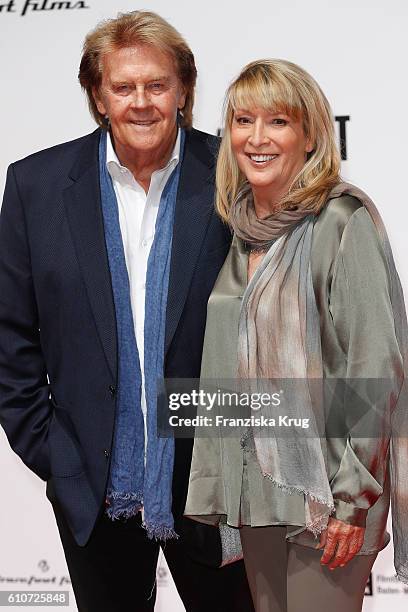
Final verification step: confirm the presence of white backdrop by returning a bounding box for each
[1,1,407,610]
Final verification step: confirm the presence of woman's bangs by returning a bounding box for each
[229,70,302,119]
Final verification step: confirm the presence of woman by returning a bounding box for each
[185,59,408,611]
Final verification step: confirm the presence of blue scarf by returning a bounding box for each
[99,129,185,539]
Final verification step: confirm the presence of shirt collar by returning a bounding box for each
[106,128,181,177]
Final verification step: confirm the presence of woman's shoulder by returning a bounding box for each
[311,184,390,288]
[312,182,384,251]
[312,195,362,264]
[314,193,363,235]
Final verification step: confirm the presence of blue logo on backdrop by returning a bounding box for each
[0,0,89,16]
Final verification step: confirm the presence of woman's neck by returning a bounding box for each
[252,187,281,219]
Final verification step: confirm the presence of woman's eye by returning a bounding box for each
[271,118,288,126]
[235,117,252,125]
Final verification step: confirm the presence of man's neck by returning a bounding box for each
[111,127,178,193]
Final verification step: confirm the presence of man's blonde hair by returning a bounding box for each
[216,59,341,221]
[79,11,197,129]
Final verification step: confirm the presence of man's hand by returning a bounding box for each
[317,517,365,570]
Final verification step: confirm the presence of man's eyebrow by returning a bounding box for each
[108,75,172,86]
[148,76,171,82]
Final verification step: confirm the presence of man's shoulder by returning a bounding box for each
[12,129,100,176]
[188,127,220,146]
[186,128,220,152]
[184,128,220,167]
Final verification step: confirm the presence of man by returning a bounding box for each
[0,11,253,612]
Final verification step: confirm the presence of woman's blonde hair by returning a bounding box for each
[79,11,197,129]
[216,59,341,221]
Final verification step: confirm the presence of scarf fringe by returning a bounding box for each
[142,521,179,542]
[105,490,143,521]
[263,473,335,536]
[105,492,180,541]
[396,566,408,586]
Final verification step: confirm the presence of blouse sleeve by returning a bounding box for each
[327,206,403,527]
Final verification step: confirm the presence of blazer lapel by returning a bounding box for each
[165,129,217,355]
[62,129,117,381]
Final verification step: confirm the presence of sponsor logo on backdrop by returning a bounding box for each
[157,564,169,588]
[336,115,349,160]
[364,571,408,597]
[0,560,71,588]
[38,560,50,573]
[376,573,408,595]
[216,115,350,161]
[0,0,89,16]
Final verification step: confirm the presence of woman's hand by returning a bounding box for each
[317,517,365,570]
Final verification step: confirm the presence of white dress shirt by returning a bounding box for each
[106,130,181,455]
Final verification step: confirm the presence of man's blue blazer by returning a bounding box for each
[0,127,231,547]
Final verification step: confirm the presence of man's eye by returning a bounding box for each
[115,85,131,94]
[148,83,164,93]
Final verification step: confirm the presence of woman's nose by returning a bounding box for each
[247,121,270,148]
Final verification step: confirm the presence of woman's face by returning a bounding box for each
[230,106,313,205]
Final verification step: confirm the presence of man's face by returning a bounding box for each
[93,44,186,166]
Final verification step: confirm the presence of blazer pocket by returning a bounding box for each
[48,402,85,478]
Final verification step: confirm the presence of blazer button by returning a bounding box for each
[109,385,116,396]
[104,449,110,458]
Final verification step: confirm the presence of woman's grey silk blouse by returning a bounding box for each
[185,195,402,555]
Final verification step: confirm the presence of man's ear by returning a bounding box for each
[92,87,107,116]
[177,85,187,111]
